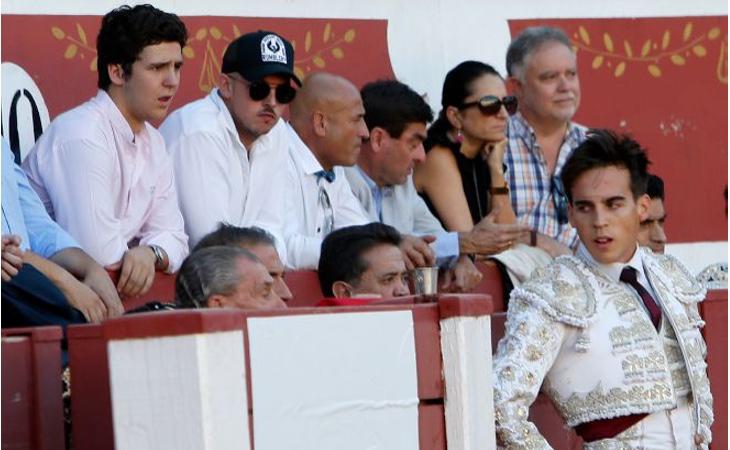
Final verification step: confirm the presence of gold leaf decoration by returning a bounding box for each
[623,40,633,57]
[683,22,693,41]
[183,46,195,58]
[90,56,97,72]
[195,28,207,40]
[51,26,65,40]
[294,66,305,81]
[324,23,332,43]
[76,23,87,45]
[313,55,326,68]
[661,30,670,49]
[305,31,312,52]
[232,24,241,38]
[210,27,222,40]
[614,61,626,77]
[578,26,590,45]
[640,39,652,57]
[64,44,78,59]
[718,40,728,83]
[571,23,724,83]
[670,54,686,65]
[331,47,344,59]
[344,29,356,43]
[603,33,614,52]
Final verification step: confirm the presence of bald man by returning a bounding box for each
[281,73,371,268]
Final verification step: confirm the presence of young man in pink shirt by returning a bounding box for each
[23,5,189,297]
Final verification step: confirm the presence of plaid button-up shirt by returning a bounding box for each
[504,113,587,248]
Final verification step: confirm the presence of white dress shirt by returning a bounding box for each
[282,124,369,269]
[22,90,188,272]
[577,243,661,308]
[159,89,289,260]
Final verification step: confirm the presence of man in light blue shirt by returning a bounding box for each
[347,80,529,291]
[2,140,122,326]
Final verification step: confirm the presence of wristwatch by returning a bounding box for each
[489,184,509,195]
[148,244,164,269]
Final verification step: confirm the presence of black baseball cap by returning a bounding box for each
[221,30,301,86]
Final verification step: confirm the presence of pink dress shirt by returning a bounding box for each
[22,90,188,272]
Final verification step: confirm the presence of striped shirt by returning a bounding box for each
[504,112,587,248]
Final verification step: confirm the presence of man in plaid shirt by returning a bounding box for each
[504,26,587,256]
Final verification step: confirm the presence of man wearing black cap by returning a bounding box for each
[161,30,300,263]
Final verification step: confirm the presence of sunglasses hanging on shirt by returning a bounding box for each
[460,95,518,116]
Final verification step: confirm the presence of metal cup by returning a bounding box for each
[411,267,439,295]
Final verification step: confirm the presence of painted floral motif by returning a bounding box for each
[49,21,359,93]
[572,22,727,82]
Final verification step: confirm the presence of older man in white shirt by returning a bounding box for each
[160,31,299,258]
[282,73,371,269]
[284,73,439,270]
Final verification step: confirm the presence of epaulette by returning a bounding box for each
[509,255,600,328]
[644,249,706,304]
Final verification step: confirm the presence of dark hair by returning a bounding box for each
[361,79,433,138]
[646,174,665,201]
[175,246,258,308]
[561,129,650,203]
[426,61,501,149]
[318,223,402,297]
[97,4,188,90]
[193,223,276,253]
[506,26,572,79]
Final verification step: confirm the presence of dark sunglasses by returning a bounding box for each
[460,95,518,116]
[231,76,297,104]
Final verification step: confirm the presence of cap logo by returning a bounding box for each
[260,34,288,64]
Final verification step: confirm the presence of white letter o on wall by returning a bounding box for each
[2,62,50,163]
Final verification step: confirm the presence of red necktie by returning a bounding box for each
[620,267,661,329]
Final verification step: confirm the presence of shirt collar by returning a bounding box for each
[210,87,236,132]
[92,89,144,144]
[356,165,394,195]
[286,122,325,176]
[210,87,249,151]
[577,243,645,283]
[510,111,581,142]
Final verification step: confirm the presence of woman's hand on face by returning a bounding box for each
[483,139,508,170]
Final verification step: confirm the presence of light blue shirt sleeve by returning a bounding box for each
[1,141,78,258]
[432,231,460,269]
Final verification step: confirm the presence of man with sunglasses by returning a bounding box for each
[161,31,300,261]
[504,26,588,257]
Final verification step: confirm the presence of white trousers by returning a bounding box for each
[584,396,697,450]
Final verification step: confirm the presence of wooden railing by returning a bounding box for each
[2,263,726,449]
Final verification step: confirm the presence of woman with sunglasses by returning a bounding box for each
[414,61,519,239]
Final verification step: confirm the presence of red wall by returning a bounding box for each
[2,14,726,242]
[0,15,394,120]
